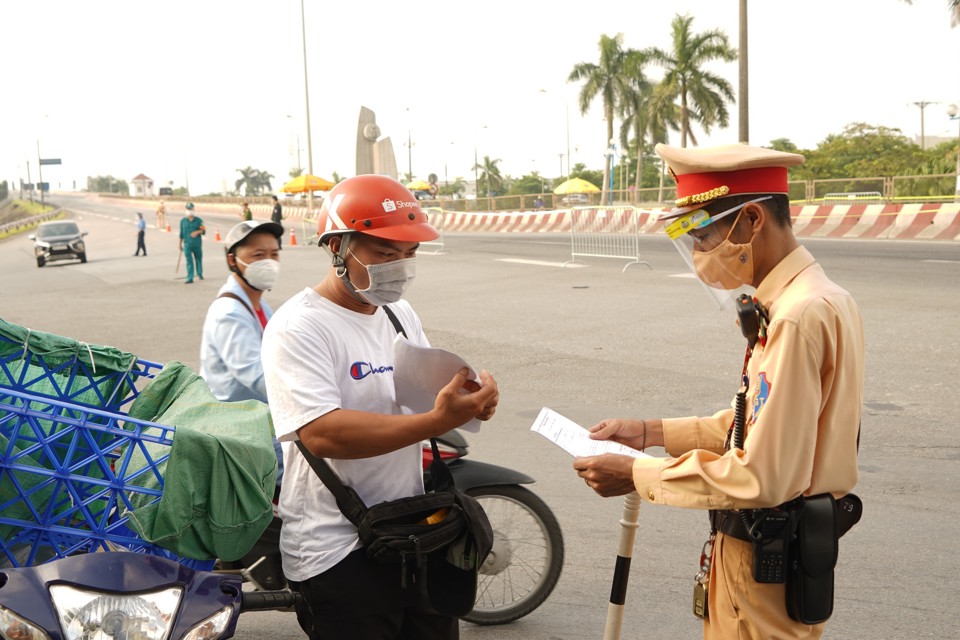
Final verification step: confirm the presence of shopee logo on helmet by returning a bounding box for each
[381,198,418,212]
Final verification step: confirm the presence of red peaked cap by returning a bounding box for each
[655,143,805,219]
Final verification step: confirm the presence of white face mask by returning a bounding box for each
[349,250,417,306]
[236,257,281,291]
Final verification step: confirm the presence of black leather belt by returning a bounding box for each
[709,509,754,542]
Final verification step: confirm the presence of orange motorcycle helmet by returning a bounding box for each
[316,175,439,245]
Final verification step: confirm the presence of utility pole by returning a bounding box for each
[36,140,45,206]
[300,0,315,214]
[911,101,938,150]
[738,0,749,144]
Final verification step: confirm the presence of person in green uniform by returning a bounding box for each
[179,202,206,284]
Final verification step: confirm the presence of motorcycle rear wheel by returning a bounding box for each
[462,485,564,625]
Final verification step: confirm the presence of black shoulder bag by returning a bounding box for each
[294,305,493,617]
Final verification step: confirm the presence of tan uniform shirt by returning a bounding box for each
[633,246,865,510]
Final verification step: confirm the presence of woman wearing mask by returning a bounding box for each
[200,220,285,489]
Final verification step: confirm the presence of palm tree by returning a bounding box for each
[568,33,638,203]
[473,155,503,196]
[254,170,274,195]
[617,50,654,192]
[235,167,275,196]
[235,167,259,196]
[646,14,738,148]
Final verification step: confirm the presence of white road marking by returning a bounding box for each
[669,272,698,279]
[495,258,588,268]
[922,259,960,264]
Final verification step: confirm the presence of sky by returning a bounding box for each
[3,0,959,196]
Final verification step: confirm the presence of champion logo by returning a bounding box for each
[350,361,394,380]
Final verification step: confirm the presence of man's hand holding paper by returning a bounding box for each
[393,335,498,432]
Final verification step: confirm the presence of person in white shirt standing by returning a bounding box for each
[261,175,499,640]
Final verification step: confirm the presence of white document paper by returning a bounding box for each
[392,334,482,433]
[530,407,650,458]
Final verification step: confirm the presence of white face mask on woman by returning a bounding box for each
[237,257,281,291]
[349,250,417,306]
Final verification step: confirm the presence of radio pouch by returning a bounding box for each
[786,493,838,624]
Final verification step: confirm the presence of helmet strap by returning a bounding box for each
[331,234,371,305]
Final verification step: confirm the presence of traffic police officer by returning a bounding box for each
[574,143,865,639]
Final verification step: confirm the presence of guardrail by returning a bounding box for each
[0,209,63,237]
[562,206,652,272]
[419,207,449,254]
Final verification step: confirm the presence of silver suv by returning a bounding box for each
[29,220,88,267]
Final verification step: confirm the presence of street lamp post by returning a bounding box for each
[948,104,960,200]
[299,0,315,215]
[605,142,615,205]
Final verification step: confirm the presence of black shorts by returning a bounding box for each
[288,548,458,640]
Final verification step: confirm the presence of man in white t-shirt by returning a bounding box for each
[261,175,499,640]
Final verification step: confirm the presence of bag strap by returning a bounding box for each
[295,440,367,526]
[294,303,451,522]
[218,291,258,324]
[382,304,407,338]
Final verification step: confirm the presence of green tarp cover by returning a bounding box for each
[0,318,140,545]
[0,316,138,409]
[123,361,277,562]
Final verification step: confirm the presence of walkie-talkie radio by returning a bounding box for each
[736,294,760,349]
[750,510,792,583]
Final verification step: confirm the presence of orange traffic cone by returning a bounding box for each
[166,222,171,233]
[215,226,221,242]
[290,228,298,246]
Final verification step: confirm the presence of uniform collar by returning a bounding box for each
[754,245,816,309]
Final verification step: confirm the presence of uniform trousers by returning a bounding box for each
[705,532,825,640]
[288,547,458,640]
[182,241,203,282]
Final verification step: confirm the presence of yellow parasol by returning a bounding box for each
[553,177,600,194]
[280,174,335,193]
[406,179,432,191]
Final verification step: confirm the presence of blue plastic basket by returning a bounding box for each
[0,346,214,570]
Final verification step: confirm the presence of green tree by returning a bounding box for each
[618,49,655,191]
[569,33,638,204]
[646,14,738,148]
[800,123,925,181]
[509,173,548,195]
[289,167,304,179]
[439,177,466,197]
[235,167,274,196]
[473,155,503,196]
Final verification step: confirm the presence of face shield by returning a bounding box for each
[663,196,772,309]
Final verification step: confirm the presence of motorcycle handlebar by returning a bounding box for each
[240,590,302,612]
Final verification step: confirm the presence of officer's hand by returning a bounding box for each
[589,418,647,450]
[433,368,498,431]
[573,454,637,497]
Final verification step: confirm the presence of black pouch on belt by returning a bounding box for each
[786,494,838,624]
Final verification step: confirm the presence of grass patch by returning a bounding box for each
[0,200,63,241]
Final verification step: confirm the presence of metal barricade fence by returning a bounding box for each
[563,206,651,272]
[420,207,448,254]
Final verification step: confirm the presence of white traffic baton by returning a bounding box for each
[603,491,642,640]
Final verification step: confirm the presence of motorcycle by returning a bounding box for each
[218,428,565,626]
[0,552,298,640]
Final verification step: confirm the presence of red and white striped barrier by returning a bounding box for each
[433,203,960,241]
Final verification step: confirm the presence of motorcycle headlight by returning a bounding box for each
[49,585,182,640]
[181,606,233,640]
[0,604,51,640]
